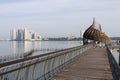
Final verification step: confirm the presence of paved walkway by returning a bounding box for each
[50,48,113,80]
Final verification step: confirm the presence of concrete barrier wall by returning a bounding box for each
[0,44,92,80]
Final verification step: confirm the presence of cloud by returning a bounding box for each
[0,0,120,38]
[0,0,119,16]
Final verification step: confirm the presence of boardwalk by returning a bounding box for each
[50,48,113,80]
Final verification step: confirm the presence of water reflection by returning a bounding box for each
[11,41,41,55]
[110,44,120,65]
[0,41,81,62]
[0,41,81,56]
[112,50,119,64]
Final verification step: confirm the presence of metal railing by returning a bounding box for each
[0,48,63,63]
[106,44,120,80]
[0,44,92,80]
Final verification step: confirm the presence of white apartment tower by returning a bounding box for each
[24,28,28,40]
[10,29,16,40]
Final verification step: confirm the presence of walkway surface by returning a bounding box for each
[50,48,113,80]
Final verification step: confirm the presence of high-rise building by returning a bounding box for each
[31,32,42,40]
[16,29,24,41]
[10,29,17,40]
[24,28,28,40]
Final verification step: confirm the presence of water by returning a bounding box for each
[1,41,119,64]
[0,41,82,57]
[111,43,120,64]
[112,50,119,64]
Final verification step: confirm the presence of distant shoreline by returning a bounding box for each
[0,40,81,41]
[0,37,119,41]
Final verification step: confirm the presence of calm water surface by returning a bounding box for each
[112,50,119,64]
[0,41,82,57]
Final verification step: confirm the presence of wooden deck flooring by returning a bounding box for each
[50,48,113,80]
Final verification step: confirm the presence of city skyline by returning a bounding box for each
[0,0,120,39]
[10,28,42,41]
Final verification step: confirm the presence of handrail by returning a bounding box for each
[0,48,64,63]
[0,46,82,68]
[0,44,92,80]
[106,44,120,80]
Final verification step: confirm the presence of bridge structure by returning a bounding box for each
[0,19,120,80]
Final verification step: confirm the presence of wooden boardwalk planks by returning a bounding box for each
[50,48,113,80]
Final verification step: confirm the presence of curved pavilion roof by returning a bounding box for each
[83,19,112,44]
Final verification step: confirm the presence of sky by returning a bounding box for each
[0,0,120,39]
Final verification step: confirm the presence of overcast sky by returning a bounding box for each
[0,0,120,39]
